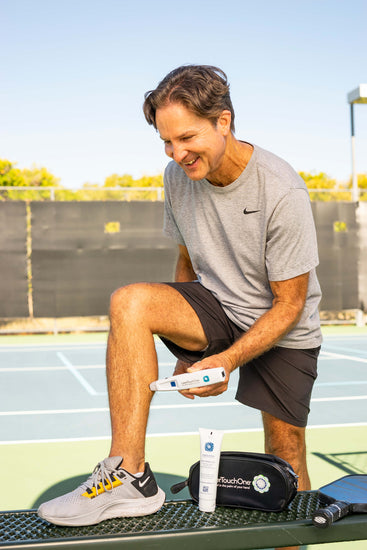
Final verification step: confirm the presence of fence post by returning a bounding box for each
[356,309,365,327]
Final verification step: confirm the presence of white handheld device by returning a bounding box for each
[149,367,226,391]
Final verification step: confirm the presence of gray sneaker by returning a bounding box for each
[37,457,165,526]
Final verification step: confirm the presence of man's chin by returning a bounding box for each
[181,166,205,181]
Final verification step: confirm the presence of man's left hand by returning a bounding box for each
[181,352,235,399]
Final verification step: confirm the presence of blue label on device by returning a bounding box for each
[170,381,177,387]
[203,375,210,382]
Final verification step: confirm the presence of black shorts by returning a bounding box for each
[160,281,320,428]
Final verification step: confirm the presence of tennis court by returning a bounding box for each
[1,325,367,549]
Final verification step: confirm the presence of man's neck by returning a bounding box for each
[207,137,253,187]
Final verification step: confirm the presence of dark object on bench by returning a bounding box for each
[312,474,367,528]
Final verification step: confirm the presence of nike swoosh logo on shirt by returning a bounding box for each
[243,208,260,215]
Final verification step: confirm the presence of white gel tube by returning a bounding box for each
[198,427,224,512]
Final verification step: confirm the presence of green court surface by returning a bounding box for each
[1,326,366,549]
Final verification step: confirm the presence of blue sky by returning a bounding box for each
[1,0,366,188]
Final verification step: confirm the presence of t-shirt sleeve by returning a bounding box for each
[163,167,186,245]
[266,188,319,281]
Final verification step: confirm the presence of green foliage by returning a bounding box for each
[22,166,60,188]
[1,157,366,201]
[0,159,60,200]
[104,174,135,187]
[357,173,367,189]
[345,173,367,201]
[299,171,353,201]
[0,159,25,187]
[104,173,163,188]
[101,173,164,200]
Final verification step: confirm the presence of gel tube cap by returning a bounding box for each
[198,428,224,513]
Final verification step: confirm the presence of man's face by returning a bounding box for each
[155,102,231,183]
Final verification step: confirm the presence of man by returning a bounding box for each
[38,65,322,529]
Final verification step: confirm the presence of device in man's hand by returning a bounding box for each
[149,367,226,391]
[312,474,367,528]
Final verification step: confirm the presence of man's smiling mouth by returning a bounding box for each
[184,157,199,166]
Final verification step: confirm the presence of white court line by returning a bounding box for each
[151,396,367,406]
[321,351,367,364]
[3,350,365,373]
[312,395,367,402]
[0,344,105,352]
[1,422,367,445]
[0,403,239,416]
[1,351,364,374]
[0,362,175,373]
[2,394,367,417]
[2,363,366,391]
[324,345,367,356]
[0,366,69,372]
[0,408,109,416]
[316,381,367,387]
[56,352,97,396]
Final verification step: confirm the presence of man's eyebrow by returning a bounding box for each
[159,130,194,141]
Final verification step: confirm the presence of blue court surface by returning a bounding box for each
[1,331,367,444]
[1,328,367,550]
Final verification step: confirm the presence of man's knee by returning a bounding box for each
[109,283,153,322]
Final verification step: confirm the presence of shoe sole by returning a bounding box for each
[38,488,166,526]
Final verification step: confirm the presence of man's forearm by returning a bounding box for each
[175,253,197,281]
[222,301,303,372]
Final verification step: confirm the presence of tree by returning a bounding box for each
[102,173,164,200]
[299,171,351,201]
[104,174,135,187]
[346,173,367,200]
[0,159,60,200]
[22,166,60,188]
[0,159,25,187]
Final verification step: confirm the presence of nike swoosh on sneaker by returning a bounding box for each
[138,477,150,488]
[243,208,260,215]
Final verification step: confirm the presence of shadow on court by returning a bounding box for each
[32,472,190,509]
[312,451,367,475]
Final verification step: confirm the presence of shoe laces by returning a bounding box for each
[82,460,118,495]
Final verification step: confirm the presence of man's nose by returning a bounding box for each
[170,143,187,164]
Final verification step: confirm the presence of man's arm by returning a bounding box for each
[175,244,197,282]
[224,271,309,369]
[186,271,310,397]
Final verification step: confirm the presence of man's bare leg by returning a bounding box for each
[262,411,310,550]
[106,282,208,474]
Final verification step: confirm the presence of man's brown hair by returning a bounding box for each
[143,65,235,132]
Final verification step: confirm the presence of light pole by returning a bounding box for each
[347,84,367,202]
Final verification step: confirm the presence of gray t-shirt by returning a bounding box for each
[163,144,322,349]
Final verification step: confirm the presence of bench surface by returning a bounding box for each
[1,492,367,549]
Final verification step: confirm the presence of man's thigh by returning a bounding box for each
[112,282,208,352]
[159,281,242,363]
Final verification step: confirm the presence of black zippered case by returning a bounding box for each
[171,451,298,512]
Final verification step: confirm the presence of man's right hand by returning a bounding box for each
[173,359,196,400]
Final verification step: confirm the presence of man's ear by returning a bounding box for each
[217,110,232,136]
